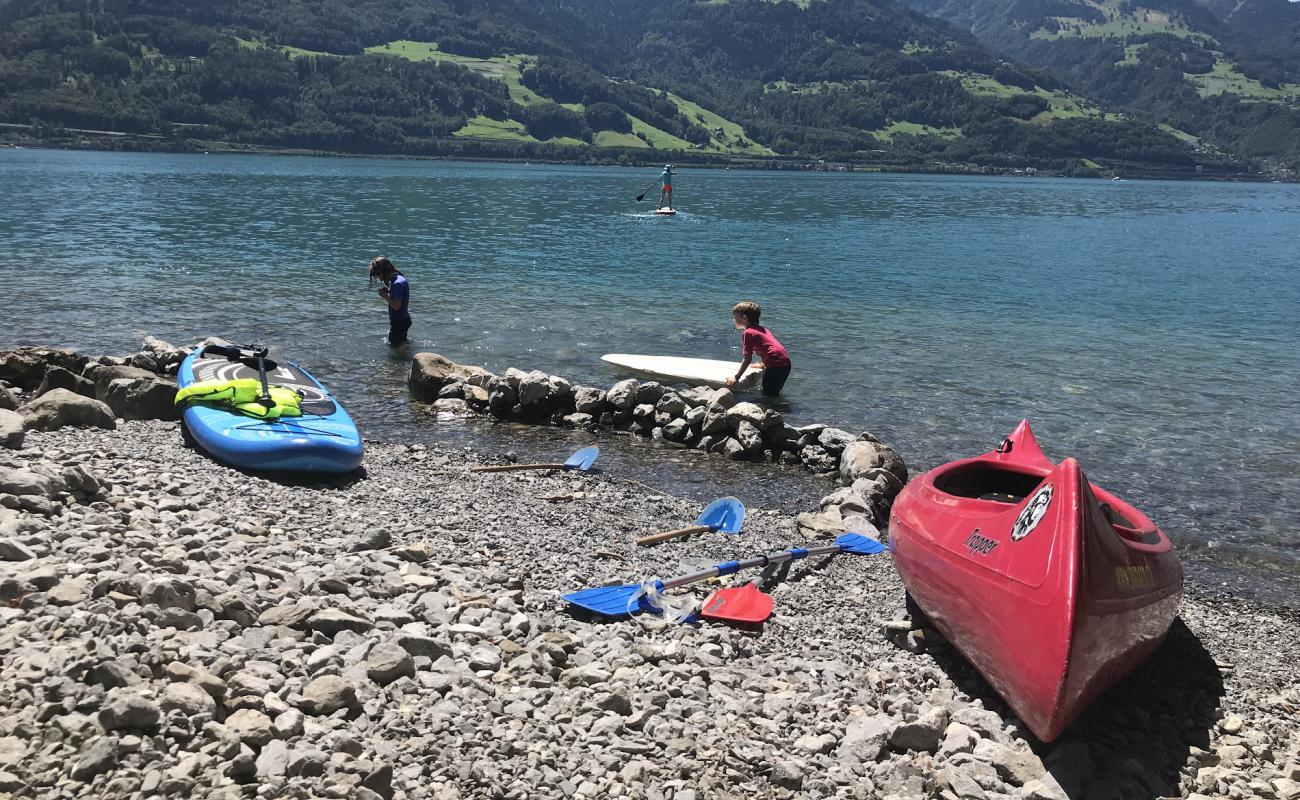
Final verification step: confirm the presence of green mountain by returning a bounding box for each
[892,0,1300,167]
[0,0,1253,174]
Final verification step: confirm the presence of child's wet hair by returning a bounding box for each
[369,256,395,278]
[732,301,761,324]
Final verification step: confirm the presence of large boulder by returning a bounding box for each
[35,366,96,399]
[573,386,606,414]
[19,389,116,431]
[0,347,86,391]
[605,379,639,410]
[840,440,908,485]
[0,409,24,449]
[408,353,494,402]
[84,364,157,401]
[101,376,181,421]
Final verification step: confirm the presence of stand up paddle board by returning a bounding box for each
[178,345,364,474]
[653,207,676,216]
[601,354,762,390]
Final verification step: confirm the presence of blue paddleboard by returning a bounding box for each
[177,347,363,474]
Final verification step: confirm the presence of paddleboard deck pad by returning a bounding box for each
[601,354,762,390]
[178,345,363,473]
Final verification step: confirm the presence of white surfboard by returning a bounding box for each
[601,354,762,389]
[652,207,676,216]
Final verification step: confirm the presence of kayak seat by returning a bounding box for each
[933,463,1045,503]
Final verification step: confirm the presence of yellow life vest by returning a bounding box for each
[175,379,303,419]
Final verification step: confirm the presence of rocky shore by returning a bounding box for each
[2,342,1299,800]
[0,415,1297,800]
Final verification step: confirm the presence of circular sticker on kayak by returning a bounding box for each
[1011,484,1053,542]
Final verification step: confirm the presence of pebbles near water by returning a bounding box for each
[2,420,1298,800]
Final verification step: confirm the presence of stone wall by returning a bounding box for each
[410,352,910,536]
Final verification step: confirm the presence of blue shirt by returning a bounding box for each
[388,275,410,322]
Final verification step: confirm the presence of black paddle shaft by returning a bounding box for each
[201,343,277,407]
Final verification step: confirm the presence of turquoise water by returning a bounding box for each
[2,149,1297,589]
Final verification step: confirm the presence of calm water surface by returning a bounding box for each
[2,150,1297,599]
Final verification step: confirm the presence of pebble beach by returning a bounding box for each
[2,413,1299,800]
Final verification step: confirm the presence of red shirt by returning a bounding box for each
[742,326,791,367]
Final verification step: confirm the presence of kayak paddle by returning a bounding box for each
[636,496,745,546]
[699,533,887,623]
[634,177,660,203]
[471,445,599,473]
[564,533,887,619]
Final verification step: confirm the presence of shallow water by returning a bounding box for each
[1,149,1297,598]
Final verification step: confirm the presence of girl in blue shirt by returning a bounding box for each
[369,256,412,346]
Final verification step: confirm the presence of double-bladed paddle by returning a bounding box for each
[636,496,745,546]
[699,534,887,623]
[564,533,887,619]
[471,446,599,473]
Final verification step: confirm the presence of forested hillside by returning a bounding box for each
[894,0,1300,167]
[0,0,1256,174]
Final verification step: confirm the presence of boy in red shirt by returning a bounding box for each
[726,301,792,396]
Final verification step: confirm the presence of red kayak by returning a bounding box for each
[888,421,1182,742]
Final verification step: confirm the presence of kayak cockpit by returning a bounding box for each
[932,462,1047,505]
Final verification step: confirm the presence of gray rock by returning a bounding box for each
[0,467,60,497]
[85,363,157,398]
[99,692,162,731]
[655,392,687,417]
[573,386,605,413]
[256,739,290,779]
[226,708,274,747]
[36,366,96,398]
[272,709,305,739]
[605,379,640,410]
[0,537,36,561]
[366,641,416,685]
[288,749,328,778]
[1,347,86,390]
[839,712,896,762]
[800,444,839,473]
[101,376,180,421]
[408,353,493,402]
[0,737,28,768]
[363,763,395,800]
[20,388,116,430]
[634,381,666,404]
[299,675,357,716]
[840,439,908,485]
[0,385,16,410]
[795,507,844,540]
[517,370,554,407]
[735,420,764,452]
[69,736,118,782]
[161,681,217,716]
[141,577,196,611]
[307,608,373,635]
[705,387,736,408]
[257,598,320,627]
[890,706,949,752]
[725,402,768,428]
[818,426,857,453]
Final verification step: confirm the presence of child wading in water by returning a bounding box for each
[726,301,792,396]
[369,257,411,346]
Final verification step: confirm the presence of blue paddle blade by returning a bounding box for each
[563,583,655,617]
[699,496,746,534]
[836,533,887,554]
[564,446,600,471]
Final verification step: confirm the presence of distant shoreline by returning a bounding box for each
[2,128,1283,183]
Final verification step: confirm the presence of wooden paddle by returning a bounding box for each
[471,446,599,473]
[636,497,745,546]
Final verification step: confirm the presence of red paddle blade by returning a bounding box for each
[699,582,774,624]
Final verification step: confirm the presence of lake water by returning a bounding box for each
[2,150,1297,602]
